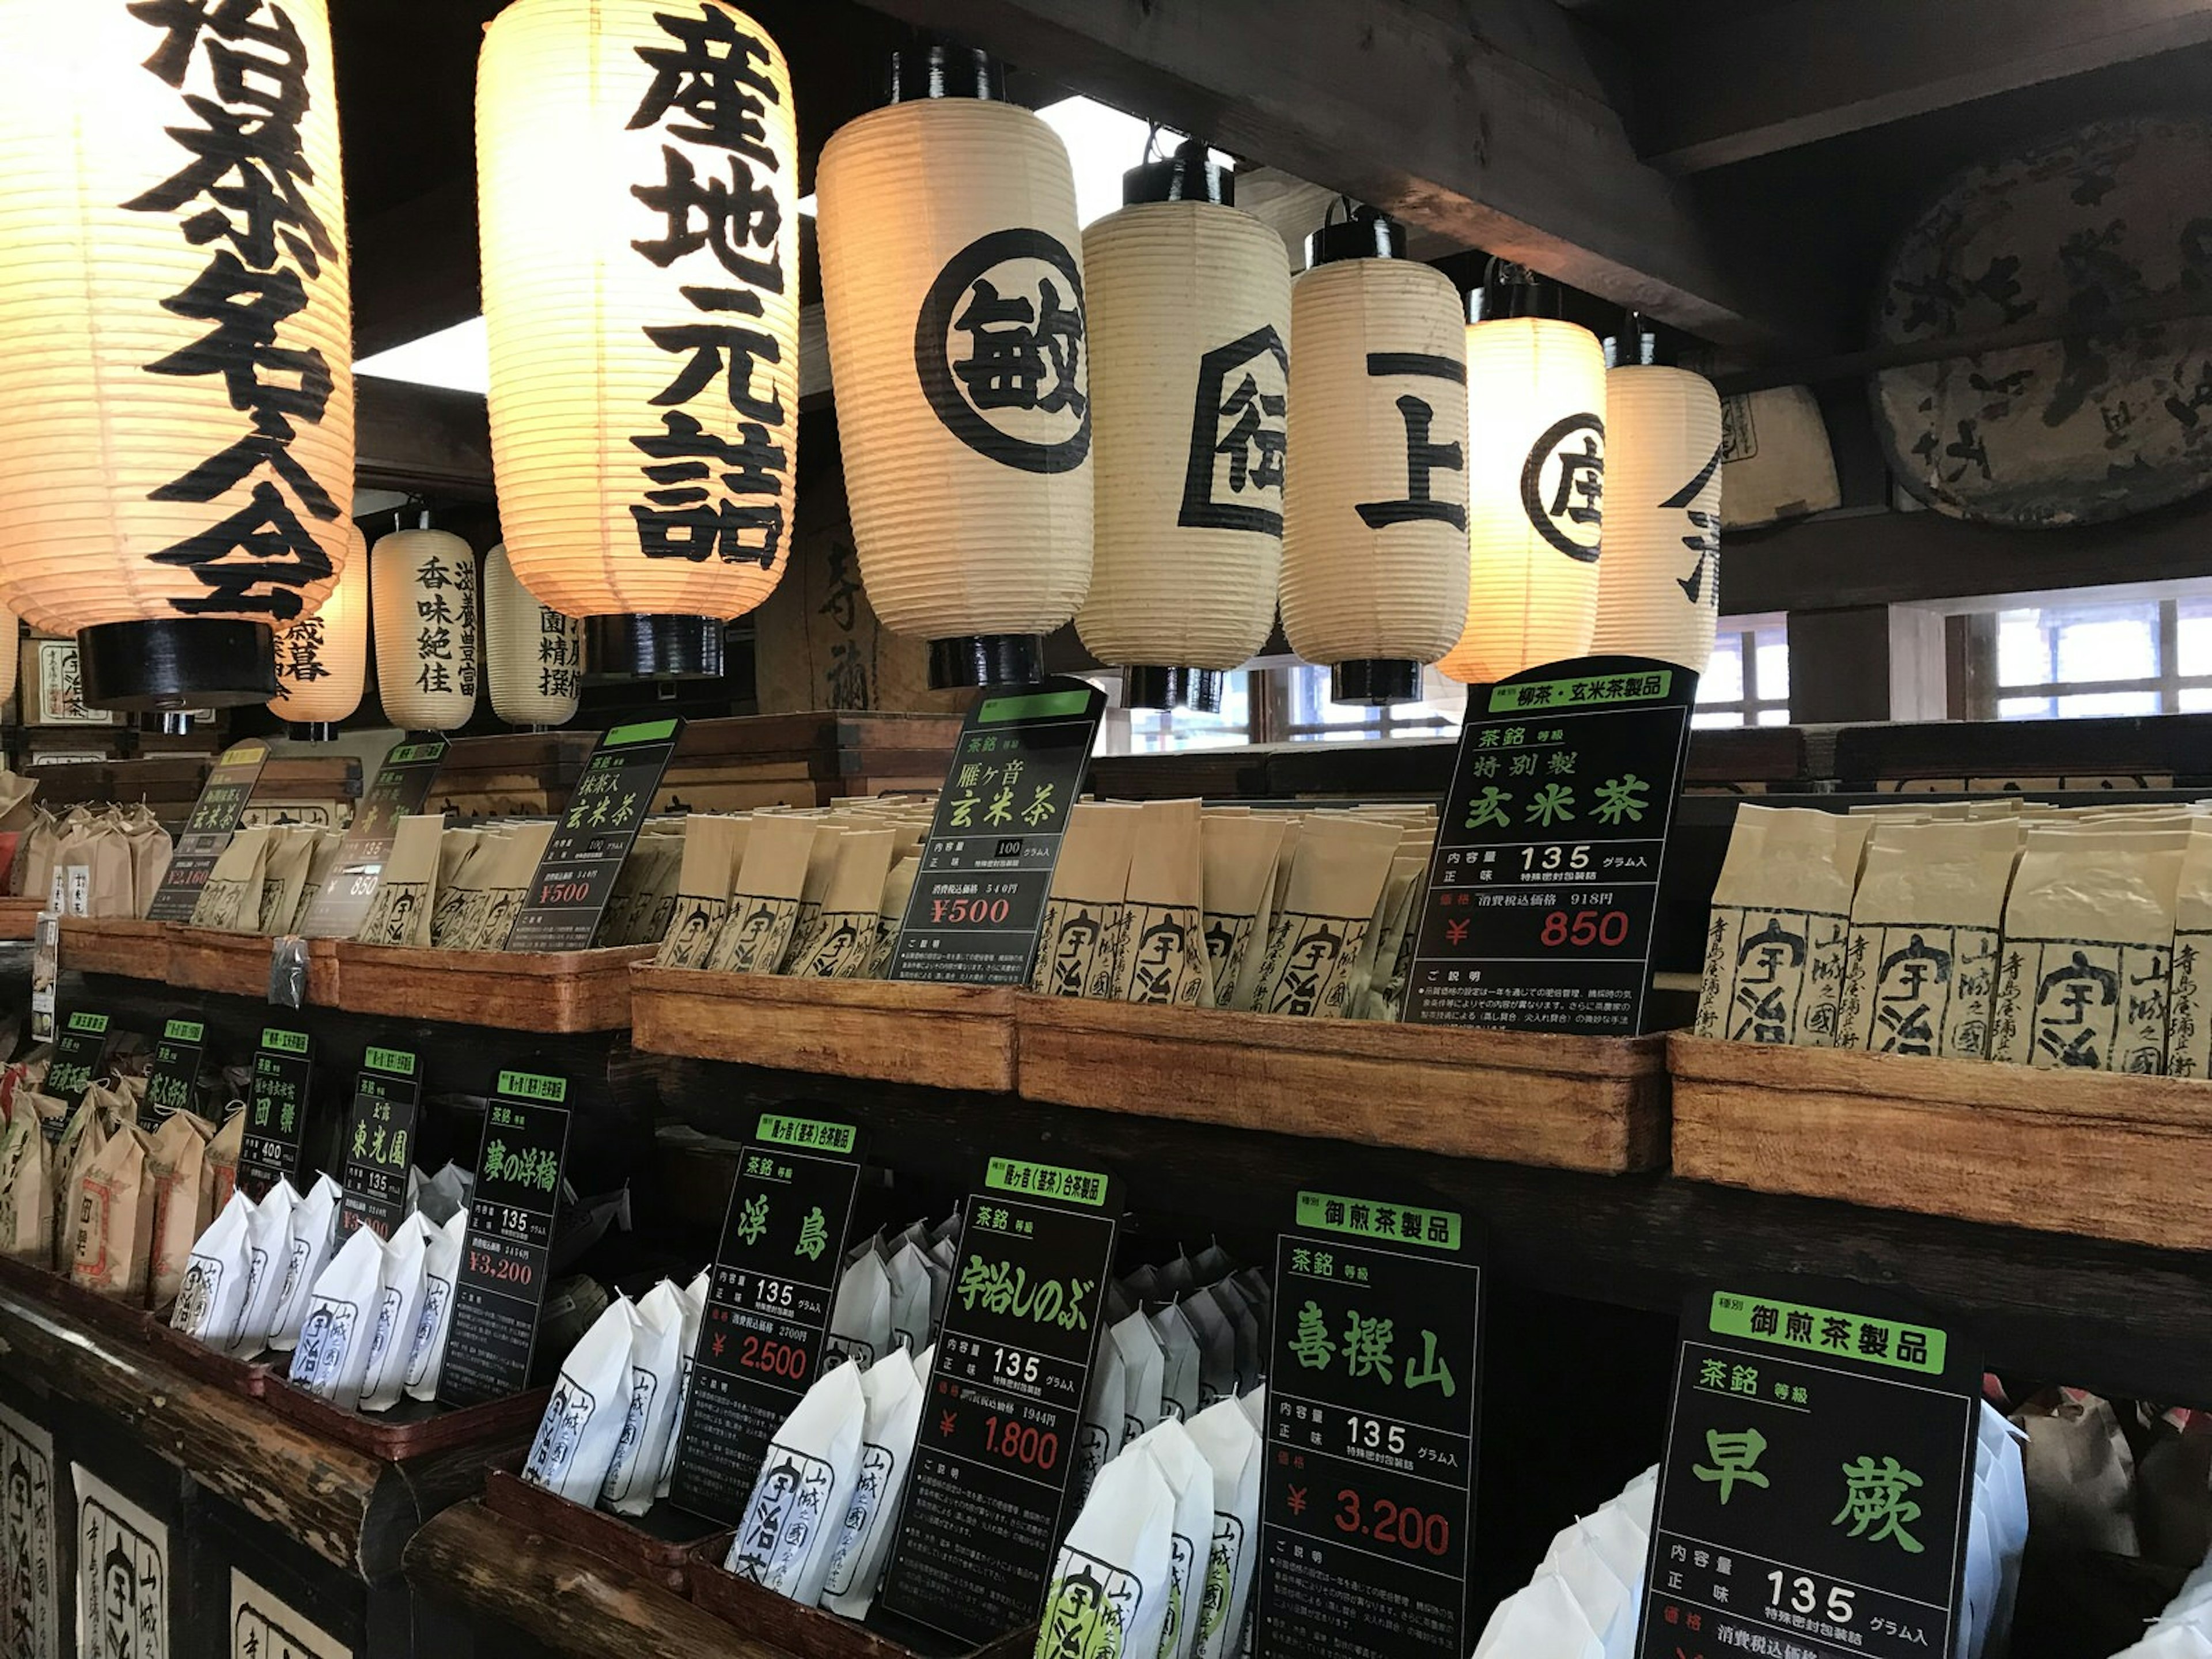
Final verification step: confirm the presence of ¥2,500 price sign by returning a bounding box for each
[1405,655,1696,1036]
[440,1071,571,1409]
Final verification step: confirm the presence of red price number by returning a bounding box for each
[982,1414,1059,1471]
[1537,908,1630,949]
[930,896,1012,926]
[537,880,592,905]
[1334,1487,1451,1556]
[737,1335,809,1381]
[467,1250,533,1287]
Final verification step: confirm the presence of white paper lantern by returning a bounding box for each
[1590,365,1724,672]
[373,528,479,732]
[1279,213,1469,704]
[816,50,1092,687]
[0,0,354,709]
[1077,146,1289,711]
[268,523,369,733]
[486,543,582,727]
[476,0,801,678]
[1440,314,1608,685]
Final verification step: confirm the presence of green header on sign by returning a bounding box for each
[260,1027,309,1055]
[1710,1291,1945,1376]
[388,741,444,764]
[162,1018,205,1045]
[497,1070,567,1104]
[605,718,679,747]
[217,740,269,767]
[1296,1191,1461,1251]
[66,1012,108,1035]
[986,1156,1109,1208]
[978,690,1092,724]
[1488,669,1673,714]
[365,1046,416,1077]
[756,1113,856,1156]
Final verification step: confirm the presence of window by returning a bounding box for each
[1694,615,1790,729]
[1277,664,1465,744]
[1949,590,2212,719]
[1122,671,1259,753]
[1095,663,1468,753]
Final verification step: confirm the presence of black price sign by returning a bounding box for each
[440,1070,572,1409]
[145,740,270,922]
[890,680,1107,986]
[1637,1286,1978,1659]
[299,735,449,938]
[669,1111,865,1526]
[1257,1191,1483,1659]
[877,1156,1120,1646]
[339,1046,421,1242]
[140,1018,207,1132]
[236,1027,313,1205]
[504,719,683,953]
[46,1010,110,1111]
[1405,655,1696,1036]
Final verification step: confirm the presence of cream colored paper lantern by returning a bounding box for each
[1279,211,1469,704]
[1590,364,1724,672]
[0,0,353,710]
[476,0,801,679]
[1077,144,1289,711]
[816,47,1091,688]
[268,523,369,735]
[1441,304,1608,685]
[373,526,479,732]
[486,543,582,727]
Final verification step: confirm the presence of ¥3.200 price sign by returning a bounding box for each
[439,1072,571,1409]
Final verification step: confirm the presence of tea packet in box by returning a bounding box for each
[1113,1308,1166,1444]
[883,1238,931,1353]
[146,1110,213,1304]
[1184,1397,1263,1659]
[52,1097,110,1271]
[1836,819,2022,1059]
[431,830,502,949]
[772,821,849,969]
[524,1296,640,1505]
[289,1224,385,1410]
[191,825,274,933]
[357,1214,432,1412]
[1149,1301,1202,1423]
[82,813,139,919]
[1032,802,1140,997]
[1114,800,1209,1007]
[469,821,555,950]
[1034,1445,1177,1659]
[1471,1574,1605,1659]
[821,1349,927,1618]
[404,1209,468,1402]
[786,828,895,979]
[1694,806,1871,1046]
[122,804,172,913]
[69,1122,157,1299]
[826,1249,891,1368]
[207,1105,245,1212]
[226,1177,297,1358]
[47,808,93,915]
[706,814,819,974]
[287,828,347,935]
[0,1092,55,1261]
[1130,1419,1213,1659]
[256,826,320,934]
[1246,814,1401,1017]
[602,1278,687,1517]
[1076,1329,1128,1509]
[866,857,920,979]
[172,1190,255,1346]
[266,1173,342,1351]
[654,1267,711,1498]
[356,815,445,946]
[726,1357,866,1600]
[658,814,751,968]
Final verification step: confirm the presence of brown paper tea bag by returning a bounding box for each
[256,826,320,934]
[705,814,820,974]
[658,815,752,968]
[147,1111,214,1305]
[786,829,896,978]
[356,815,446,946]
[0,769,34,836]
[1113,801,1208,1006]
[470,821,555,950]
[770,821,847,964]
[601,832,685,946]
[13,805,55,900]
[1199,814,1288,1009]
[86,813,139,918]
[70,1123,157,1300]
[430,829,497,948]
[1031,803,1141,998]
[287,827,346,935]
[1993,826,2188,1073]
[868,857,920,979]
[189,824,274,932]
[48,808,93,914]
[1837,819,2022,1059]
[1346,855,1427,1021]
[1693,806,1872,1047]
[0,1093,56,1261]
[52,1099,109,1268]
[1247,815,1402,1017]
[207,1106,246,1213]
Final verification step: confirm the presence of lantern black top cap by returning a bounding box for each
[1306,203,1406,267]
[1123,137,1234,206]
[887,42,1004,103]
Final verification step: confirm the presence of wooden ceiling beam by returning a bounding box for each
[1641,0,2212,175]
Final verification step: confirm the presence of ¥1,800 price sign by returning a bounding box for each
[1637,1285,1978,1659]
[439,1071,571,1409]
[1406,655,1696,1036]
[504,718,683,953]
[236,1027,313,1203]
[670,1112,865,1526]
[1259,1191,1484,1659]
[877,1157,1120,1647]
[338,1046,421,1242]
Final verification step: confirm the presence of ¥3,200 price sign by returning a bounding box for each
[439,1071,571,1409]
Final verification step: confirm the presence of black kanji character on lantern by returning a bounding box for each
[631,500,783,567]
[949,277,1086,418]
[647,288,784,422]
[631,145,782,291]
[627,4,781,168]
[1664,444,1722,603]
[1356,354,1468,531]
[1179,323,1288,533]
[1215,374,1286,492]
[1519,411,1604,560]
[631,410,785,497]
[146,479,331,618]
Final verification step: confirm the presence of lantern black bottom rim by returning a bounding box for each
[929,633,1044,690]
[77,620,275,711]
[286,722,339,743]
[1123,665,1225,713]
[584,613,724,681]
[136,713,196,737]
[1332,658,1424,706]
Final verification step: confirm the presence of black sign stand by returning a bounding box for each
[144,741,271,923]
[236,1027,314,1205]
[504,719,684,953]
[439,1071,572,1409]
[668,1111,867,1527]
[45,1010,111,1112]
[875,1156,1120,1648]
[889,680,1107,986]
[1404,654,1696,1035]
[1636,1281,1979,1659]
[1257,1190,1484,1659]
[338,1046,422,1242]
[299,734,450,939]
[139,1018,207,1133]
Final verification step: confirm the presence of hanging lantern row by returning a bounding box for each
[269,524,370,737]
[373,518,480,732]
[487,541,584,727]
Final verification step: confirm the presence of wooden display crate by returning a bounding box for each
[687,1554,1036,1659]
[263,1373,548,1461]
[145,1316,273,1397]
[631,965,1019,1092]
[333,941,657,1031]
[482,1467,718,1596]
[59,914,169,978]
[168,926,341,1003]
[0,895,43,939]
[1016,998,1671,1174]
[1670,1033,2212,1249]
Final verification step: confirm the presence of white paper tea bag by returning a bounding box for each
[226,1177,298,1358]
[1076,1325,1129,1509]
[404,1209,468,1402]
[1471,1575,1604,1659]
[1149,1302,1202,1423]
[1131,1421,1213,1659]
[827,1250,892,1368]
[171,1190,255,1346]
[1032,802,1141,997]
[1838,819,2022,1060]
[1202,1280,1262,1397]
[884,1239,931,1353]
[287,1224,385,1410]
[1035,1445,1177,1659]
[1245,815,1402,1017]
[1179,1291,1238,1410]
[1548,1529,1635,1659]
[1114,1309,1166,1443]
[266,1174,341,1351]
[524,1297,640,1505]
[656,1267,710,1498]
[603,1279,687,1516]
[1695,806,1872,1046]
[1184,1398,1262,1659]
[357,1214,431,1412]
[821,1353,927,1618]
[725,1357,866,1600]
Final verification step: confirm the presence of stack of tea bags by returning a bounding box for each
[33,803,165,919]
[825,1212,956,1366]
[1474,1467,1655,1658]
[2115,1544,2212,1654]
[683,803,929,978]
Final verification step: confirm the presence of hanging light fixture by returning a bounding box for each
[1440,264,1608,685]
[1590,320,1724,672]
[269,522,369,739]
[486,543,582,728]
[1077,139,1288,713]
[816,45,1092,688]
[476,0,802,680]
[372,514,479,732]
[0,0,354,711]
[1279,206,1469,704]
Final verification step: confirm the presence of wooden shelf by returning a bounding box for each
[59,914,168,978]
[0,895,42,939]
[332,941,657,1031]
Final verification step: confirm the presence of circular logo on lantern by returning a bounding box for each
[915,228,1091,474]
[1518,412,1606,562]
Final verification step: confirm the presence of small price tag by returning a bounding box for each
[438,1071,572,1408]
[236,1027,313,1204]
[145,741,270,922]
[299,735,450,939]
[504,719,683,953]
[338,1046,421,1242]
[139,1018,207,1133]
[46,1010,111,1112]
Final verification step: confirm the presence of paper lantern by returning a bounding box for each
[373,527,479,732]
[486,543,582,727]
[476,0,801,680]
[817,47,1091,688]
[1076,143,1288,712]
[268,523,369,736]
[0,0,353,710]
[1279,211,1469,704]
[1590,364,1724,672]
[1440,305,1608,685]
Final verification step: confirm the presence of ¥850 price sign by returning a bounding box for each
[440,1072,571,1409]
